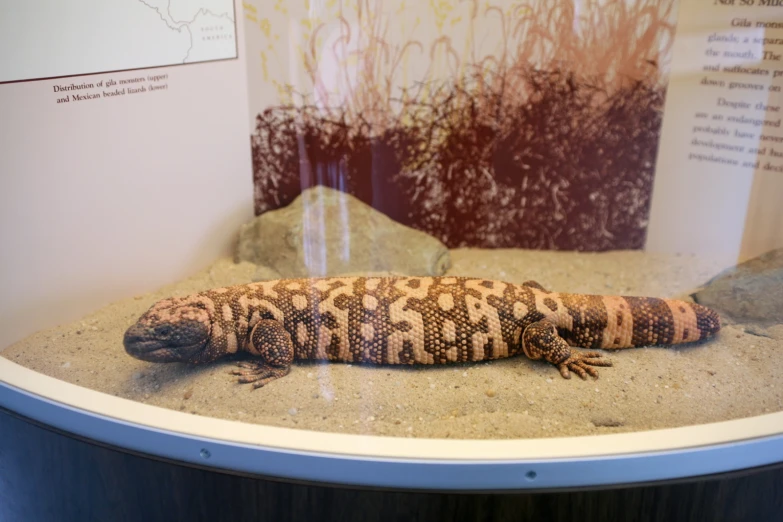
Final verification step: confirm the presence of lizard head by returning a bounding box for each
[124,297,213,364]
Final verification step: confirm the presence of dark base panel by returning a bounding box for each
[1,407,781,522]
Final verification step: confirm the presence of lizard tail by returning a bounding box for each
[688,301,722,340]
[596,296,721,349]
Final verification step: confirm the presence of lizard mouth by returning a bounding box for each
[123,321,209,362]
[129,345,181,362]
[123,336,180,362]
[124,337,206,362]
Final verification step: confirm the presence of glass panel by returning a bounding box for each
[2,0,781,443]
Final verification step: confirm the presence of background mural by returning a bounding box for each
[246,0,678,250]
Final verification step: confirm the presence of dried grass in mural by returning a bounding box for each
[251,0,676,250]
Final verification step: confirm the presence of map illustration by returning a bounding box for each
[0,0,237,83]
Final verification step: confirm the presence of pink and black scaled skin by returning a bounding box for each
[123,276,721,389]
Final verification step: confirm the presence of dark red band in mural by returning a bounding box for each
[250,0,675,251]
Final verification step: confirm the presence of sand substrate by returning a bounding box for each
[2,249,782,439]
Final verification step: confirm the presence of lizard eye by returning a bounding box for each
[156,325,173,337]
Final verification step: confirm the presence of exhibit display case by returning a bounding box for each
[1,1,782,518]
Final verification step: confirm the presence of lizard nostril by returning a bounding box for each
[123,325,143,344]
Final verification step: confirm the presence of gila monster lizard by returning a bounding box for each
[123,276,721,388]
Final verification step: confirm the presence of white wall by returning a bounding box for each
[646,0,783,264]
[0,1,254,348]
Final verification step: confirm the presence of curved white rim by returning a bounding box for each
[1,357,782,490]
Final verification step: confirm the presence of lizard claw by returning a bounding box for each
[557,351,612,380]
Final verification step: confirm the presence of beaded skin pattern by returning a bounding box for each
[123,276,721,387]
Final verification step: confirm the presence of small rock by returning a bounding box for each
[485,389,496,398]
[288,408,298,416]
[61,362,71,369]
[183,389,193,400]
[132,372,144,380]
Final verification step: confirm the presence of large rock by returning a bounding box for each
[236,186,451,278]
[692,248,783,324]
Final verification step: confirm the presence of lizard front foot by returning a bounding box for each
[557,351,612,380]
[522,320,613,381]
[231,361,290,389]
[229,319,294,389]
